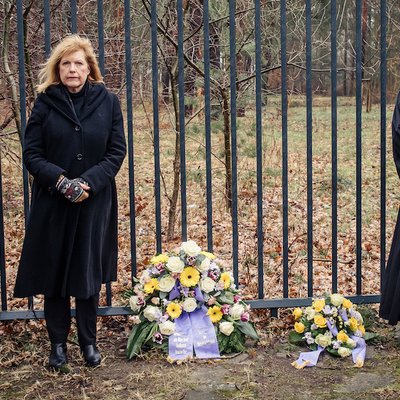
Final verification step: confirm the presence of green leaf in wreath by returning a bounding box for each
[234,320,259,340]
[217,292,235,305]
[288,331,305,345]
[364,332,379,342]
[126,321,157,359]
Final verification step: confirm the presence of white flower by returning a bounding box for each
[129,296,142,312]
[139,270,151,284]
[219,321,235,336]
[229,303,245,320]
[166,256,185,273]
[306,337,315,345]
[181,240,201,256]
[305,307,316,320]
[315,334,332,348]
[158,275,176,292]
[182,297,198,313]
[352,310,364,324]
[347,338,357,349]
[332,340,340,349]
[198,257,211,273]
[151,297,160,305]
[158,320,176,336]
[143,305,162,322]
[338,347,352,357]
[129,315,141,325]
[200,277,216,293]
[330,293,345,307]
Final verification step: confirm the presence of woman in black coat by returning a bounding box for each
[380,93,400,326]
[14,35,126,369]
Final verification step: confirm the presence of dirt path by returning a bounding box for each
[1,317,400,400]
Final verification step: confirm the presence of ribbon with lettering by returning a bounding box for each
[168,312,194,360]
[190,308,220,359]
[168,309,220,360]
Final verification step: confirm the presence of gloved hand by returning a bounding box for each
[56,175,89,203]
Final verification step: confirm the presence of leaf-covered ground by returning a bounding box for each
[2,308,400,399]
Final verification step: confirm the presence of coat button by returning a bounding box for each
[75,125,81,131]
[76,153,83,161]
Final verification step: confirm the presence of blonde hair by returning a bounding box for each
[37,34,103,93]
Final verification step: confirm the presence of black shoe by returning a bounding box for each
[48,343,68,370]
[81,344,101,367]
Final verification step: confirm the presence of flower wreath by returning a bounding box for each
[125,240,258,360]
[289,293,377,368]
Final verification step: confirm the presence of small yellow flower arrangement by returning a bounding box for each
[289,293,377,368]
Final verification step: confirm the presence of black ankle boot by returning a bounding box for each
[48,343,68,370]
[81,344,101,367]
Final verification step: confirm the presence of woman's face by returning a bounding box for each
[59,50,90,93]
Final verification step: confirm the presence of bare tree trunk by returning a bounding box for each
[167,71,181,241]
[2,1,22,143]
[220,88,232,211]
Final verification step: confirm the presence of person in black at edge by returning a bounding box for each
[380,92,400,327]
[14,35,126,370]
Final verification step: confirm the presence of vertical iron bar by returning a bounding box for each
[380,0,387,293]
[151,0,162,253]
[203,0,213,252]
[97,0,105,76]
[281,0,289,299]
[95,0,110,306]
[331,0,338,293]
[70,0,77,33]
[254,0,264,299]
[44,0,51,57]
[306,0,313,297]
[177,0,187,241]
[17,0,31,309]
[356,0,362,295]
[229,0,239,284]
[124,0,137,278]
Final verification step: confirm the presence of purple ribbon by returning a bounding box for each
[194,286,204,302]
[350,335,367,367]
[340,309,349,322]
[326,320,338,337]
[169,282,180,301]
[292,346,324,369]
[190,309,220,359]
[168,312,193,360]
[168,309,220,360]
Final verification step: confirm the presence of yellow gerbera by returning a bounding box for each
[151,254,169,264]
[180,267,200,287]
[166,302,182,319]
[220,272,231,289]
[200,251,216,260]
[207,306,223,323]
[144,278,159,294]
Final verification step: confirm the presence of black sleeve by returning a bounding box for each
[392,92,400,178]
[23,98,66,192]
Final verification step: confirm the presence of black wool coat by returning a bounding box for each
[380,92,400,324]
[14,82,126,299]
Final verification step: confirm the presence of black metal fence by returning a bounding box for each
[0,0,389,321]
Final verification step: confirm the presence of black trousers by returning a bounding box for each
[44,294,99,346]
